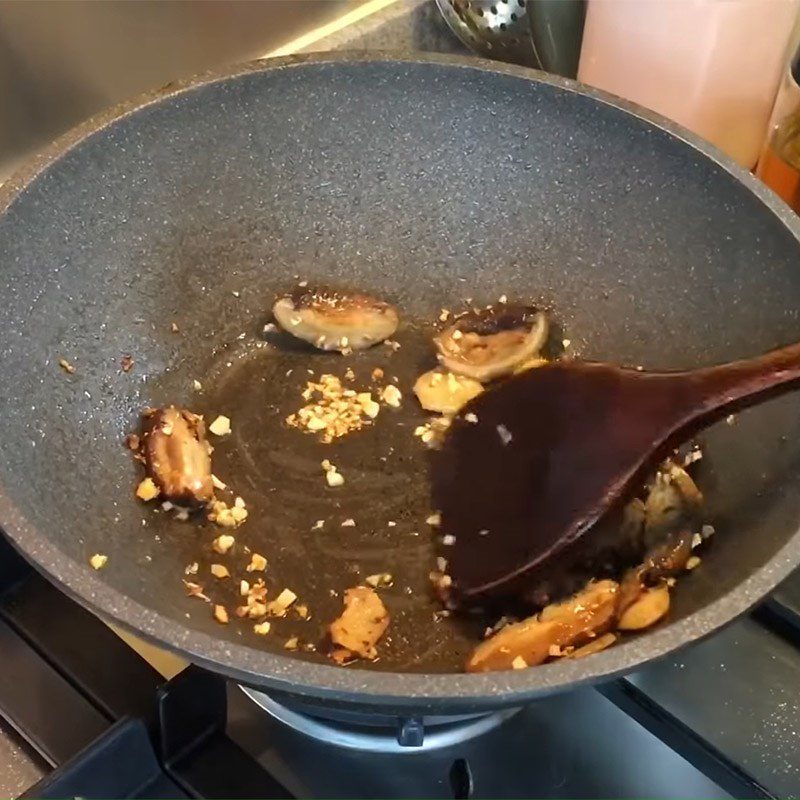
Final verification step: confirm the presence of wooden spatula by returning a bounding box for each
[432,342,800,602]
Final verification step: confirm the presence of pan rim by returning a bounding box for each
[2,50,800,708]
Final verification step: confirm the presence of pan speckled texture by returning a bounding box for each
[2,53,800,713]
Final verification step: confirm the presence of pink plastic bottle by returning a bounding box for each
[578,0,800,169]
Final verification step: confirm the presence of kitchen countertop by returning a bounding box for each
[0,721,45,797]
[275,0,467,56]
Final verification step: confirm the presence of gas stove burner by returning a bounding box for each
[240,686,521,753]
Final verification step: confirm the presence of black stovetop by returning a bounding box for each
[3,531,800,799]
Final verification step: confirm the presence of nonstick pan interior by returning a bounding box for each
[2,54,800,711]
[176,316,489,673]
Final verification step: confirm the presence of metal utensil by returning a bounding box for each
[435,0,540,67]
[527,0,585,77]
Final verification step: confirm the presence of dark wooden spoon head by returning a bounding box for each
[432,346,800,603]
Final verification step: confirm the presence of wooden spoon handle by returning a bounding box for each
[679,340,800,415]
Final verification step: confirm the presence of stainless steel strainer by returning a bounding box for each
[435,0,540,68]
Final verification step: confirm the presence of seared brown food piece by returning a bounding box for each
[273,287,399,352]
[642,530,694,581]
[413,369,483,414]
[515,526,690,670]
[467,456,705,672]
[435,305,548,382]
[518,460,701,610]
[617,585,670,630]
[466,579,619,672]
[643,462,703,548]
[616,527,692,620]
[519,497,646,610]
[567,632,618,659]
[140,407,214,506]
[329,586,389,662]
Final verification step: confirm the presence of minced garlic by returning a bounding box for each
[321,459,345,487]
[209,415,231,436]
[208,498,247,528]
[212,534,235,554]
[265,588,297,617]
[365,573,393,588]
[413,416,451,447]
[89,554,108,570]
[247,553,268,572]
[136,477,160,501]
[287,373,381,442]
[381,384,402,407]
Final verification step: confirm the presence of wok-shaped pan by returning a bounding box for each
[2,53,800,714]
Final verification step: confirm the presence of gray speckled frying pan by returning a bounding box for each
[2,52,800,714]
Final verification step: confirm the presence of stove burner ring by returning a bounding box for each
[241,686,521,753]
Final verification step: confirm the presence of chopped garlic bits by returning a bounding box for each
[287,373,380,442]
[321,459,345,487]
[212,534,235,554]
[266,588,298,617]
[247,553,268,572]
[413,416,451,447]
[381,384,402,408]
[208,497,248,528]
[209,415,231,436]
[136,477,160,501]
